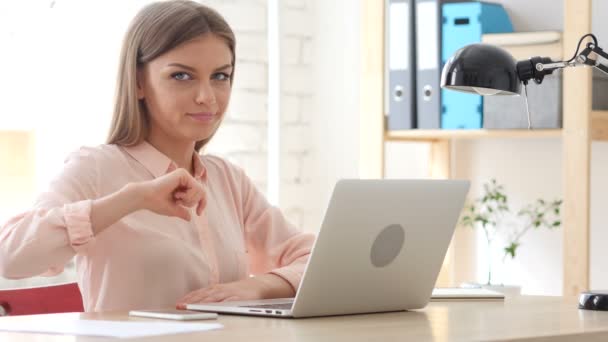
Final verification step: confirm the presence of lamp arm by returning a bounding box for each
[577,43,608,75]
[517,34,608,85]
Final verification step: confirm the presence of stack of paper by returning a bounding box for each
[482,31,563,60]
[431,287,505,301]
[0,317,223,338]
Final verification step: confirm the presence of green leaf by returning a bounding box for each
[504,242,520,259]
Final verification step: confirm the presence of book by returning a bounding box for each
[431,287,505,301]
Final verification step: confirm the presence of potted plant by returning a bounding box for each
[460,179,562,293]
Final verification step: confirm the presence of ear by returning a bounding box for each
[136,68,145,100]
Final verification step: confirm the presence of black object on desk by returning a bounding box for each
[579,291,608,311]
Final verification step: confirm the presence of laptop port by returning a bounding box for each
[265,310,272,314]
[275,311,282,314]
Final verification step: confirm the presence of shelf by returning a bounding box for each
[385,111,608,142]
[362,0,595,294]
[385,129,562,142]
[592,110,608,141]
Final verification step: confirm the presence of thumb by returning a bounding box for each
[170,205,191,221]
[196,196,206,216]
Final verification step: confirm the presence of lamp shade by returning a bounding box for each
[440,43,521,96]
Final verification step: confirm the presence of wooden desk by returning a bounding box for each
[2,296,608,341]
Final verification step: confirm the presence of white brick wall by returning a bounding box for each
[282,123,313,153]
[298,95,313,123]
[300,38,313,65]
[211,1,267,33]
[235,32,268,62]
[207,123,267,154]
[281,65,314,95]
[231,61,267,91]
[285,0,308,10]
[280,6,311,36]
[278,0,317,231]
[281,95,299,123]
[226,90,267,123]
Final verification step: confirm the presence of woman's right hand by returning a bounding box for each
[139,168,207,221]
[91,168,206,235]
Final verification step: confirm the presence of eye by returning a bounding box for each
[171,72,192,81]
[212,72,231,81]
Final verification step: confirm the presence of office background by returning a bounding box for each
[1,0,607,296]
[385,0,608,295]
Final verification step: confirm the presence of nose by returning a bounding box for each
[195,80,216,106]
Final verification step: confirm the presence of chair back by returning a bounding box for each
[0,282,84,316]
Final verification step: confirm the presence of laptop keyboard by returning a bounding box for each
[240,302,293,310]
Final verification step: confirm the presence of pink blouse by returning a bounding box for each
[0,142,314,312]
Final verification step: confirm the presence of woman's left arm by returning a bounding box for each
[176,163,314,307]
[237,170,315,296]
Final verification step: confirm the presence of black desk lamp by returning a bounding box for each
[442,33,608,94]
[440,33,608,311]
[441,33,608,128]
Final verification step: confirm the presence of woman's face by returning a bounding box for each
[137,33,233,145]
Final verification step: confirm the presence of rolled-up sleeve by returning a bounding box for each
[0,147,98,279]
[239,168,315,291]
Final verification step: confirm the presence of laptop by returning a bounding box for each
[187,179,470,318]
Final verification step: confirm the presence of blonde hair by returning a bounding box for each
[107,0,236,152]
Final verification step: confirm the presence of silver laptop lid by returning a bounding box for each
[290,179,469,317]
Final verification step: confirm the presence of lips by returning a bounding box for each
[187,112,215,122]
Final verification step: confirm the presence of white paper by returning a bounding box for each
[0,317,223,338]
[431,287,505,300]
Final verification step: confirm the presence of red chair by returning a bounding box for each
[0,282,84,316]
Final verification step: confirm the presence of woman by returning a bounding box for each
[0,0,314,312]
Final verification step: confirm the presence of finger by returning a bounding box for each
[200,292,229,303]
[196,196,206,216]
[181,197,197,208]
[185,292,214,305]
[222,296,240,303]
[178,290,199,303]
[171,206,191,221]
[190,186,204,207]
[175,168,193,187]
[179,187,200,208]
[178,292,203,305]
[179,287,214,303]
[187,287,226,304]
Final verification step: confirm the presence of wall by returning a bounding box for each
[307,0,362,231]
[277,0,318,232]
